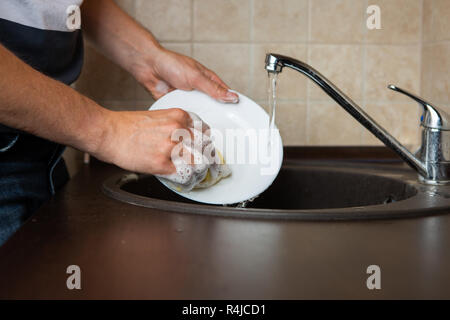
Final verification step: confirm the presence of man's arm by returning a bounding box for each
[0,44,107,154]
[0,43,191,175]
[81,0,239,102]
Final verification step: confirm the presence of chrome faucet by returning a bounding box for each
[265,53,450,185]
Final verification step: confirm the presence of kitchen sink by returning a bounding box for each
[102,161,450,220]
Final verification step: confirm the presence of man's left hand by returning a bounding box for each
[134,48,239,103]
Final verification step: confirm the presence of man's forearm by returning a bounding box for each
[0,44,110,154]
[81,0,161,80]
[81,0,239,103]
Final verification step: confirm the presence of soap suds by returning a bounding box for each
[155,80,170,94]
[156,112,231,192]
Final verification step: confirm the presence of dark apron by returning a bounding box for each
[0,18,84,245]
[0,132,69,244]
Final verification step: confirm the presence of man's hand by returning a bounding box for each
[134,48,239,103]
[81,0,239,104]
[96,108,196,175]
[0,41,202,176]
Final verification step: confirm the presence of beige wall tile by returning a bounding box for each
[105,104,151,111]
[251,44,307,101]
[444,105,450,117]
[193,0,250,41]
[310,0,365,43]
[75,44,137,103]
[75,0,431,148]
[63,147,84,178]
[135,87,152,106]
[114,0,135,15]
[365,45,420,102]
[136,43,192,102]
[307,102,362,145]
[162,42,192,56]
[193,44,250,95]
[423,0,450,42]
[253,0,308,42]
[421,42,450,104]
[135,0,191,41]
[308,45,364,102]
[366,0,421,44]
[421,46,433,101]
[258,101,307,145]
[277,102,307,145]
[361,103,421,147]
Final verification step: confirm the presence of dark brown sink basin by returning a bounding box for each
[239,165,417,209]
[102,161,450,220]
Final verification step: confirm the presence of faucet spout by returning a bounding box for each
[265,53,428,178]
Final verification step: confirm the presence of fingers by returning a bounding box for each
[157,158,176,175]
[156,109,210,138]
[186,111,210,134]
[135,109,212,186]
[194,71,239,104]
[200,67,239,104]
[157,108,192,127]
[201,68,229,90]
[164,112,211,167]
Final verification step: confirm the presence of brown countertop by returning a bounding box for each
[1,147,450,299]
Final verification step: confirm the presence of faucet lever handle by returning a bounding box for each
[388,84,450,130]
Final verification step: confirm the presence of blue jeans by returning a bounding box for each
[0,132,69,245]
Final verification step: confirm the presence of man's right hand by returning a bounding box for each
[94,108,194,175]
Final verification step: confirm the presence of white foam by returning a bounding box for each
[156,112,231,192]
[155,80,170,94]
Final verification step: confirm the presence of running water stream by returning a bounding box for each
[267,72,278,152]
[232,72,279,209]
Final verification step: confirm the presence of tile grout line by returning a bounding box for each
[97,1,433,148]
[305,0,312,145]
[253,98,434,104]
[190,0,194,56]
[249,0,254,99]
[417,0,424,145]
[159,40,424,46]
[422,39,450,45]
[99,98,428,108]
[361,0,369,145]
[131,0,138,104]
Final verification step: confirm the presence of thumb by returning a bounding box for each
[194,74,239,104]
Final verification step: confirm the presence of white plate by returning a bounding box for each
[150,89,283,205]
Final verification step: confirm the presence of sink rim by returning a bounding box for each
[102,162,450,221]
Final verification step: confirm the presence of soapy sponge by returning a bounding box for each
[156,112,231,192]
[195,150,231,189]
